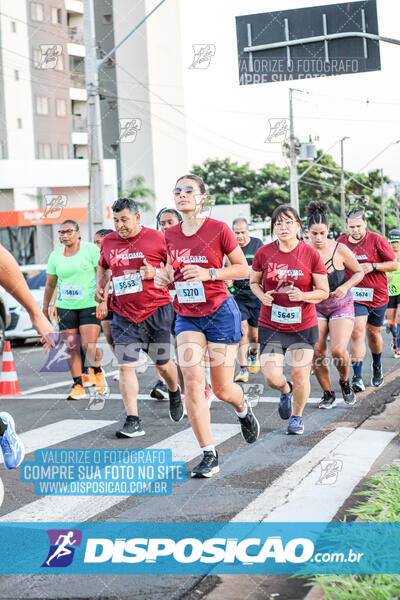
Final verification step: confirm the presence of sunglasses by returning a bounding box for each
[173,185,194,195]
[58,229,76,235]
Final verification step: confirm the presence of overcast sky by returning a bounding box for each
[173,0,400,184]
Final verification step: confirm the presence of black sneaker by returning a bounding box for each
[169,387,184,422]
[238,404,260,444]
[340,379,356,406]
[371,364,384,388]
[150,380,169,400]
[191,450,219,478]
[318,390,336,409]
[351,375,365,393]
[116,416,145,438]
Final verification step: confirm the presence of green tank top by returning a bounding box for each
[388,261,400,296]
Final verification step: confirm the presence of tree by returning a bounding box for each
[191,156,397,236]
[124,175,153,212]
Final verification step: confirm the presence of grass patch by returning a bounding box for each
[306,463,400,600]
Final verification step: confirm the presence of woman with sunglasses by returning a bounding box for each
[154,175,260,478]
[43,220,107,400]
[250,205,329,435]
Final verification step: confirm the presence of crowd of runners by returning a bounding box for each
[0,173,399,478]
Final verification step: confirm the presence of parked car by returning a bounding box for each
[0,286,11,355]
[5,265,47,342]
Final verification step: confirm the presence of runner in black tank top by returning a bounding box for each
[306,202,363,408]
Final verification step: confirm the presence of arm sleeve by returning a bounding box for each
[311,248,327,274]
[252,248,263,272]
[377,236,396,262]
[90,243,101,267]
[47,251,56,275]
[220,223,239,255]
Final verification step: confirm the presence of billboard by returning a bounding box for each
[236,0,381,85]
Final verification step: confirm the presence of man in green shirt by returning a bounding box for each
[386,229,400,357]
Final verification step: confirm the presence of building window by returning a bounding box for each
[14,70,19,81]
[58,143,70,159]
[11,21,16,32]
[51,7,62,24]
[36,96,49,115]
[0,141,6,158]
[30,2,44,21]
[33,48,42,68]
[17,118,22,129]
[56,98,67,117]
[38,143,52,159]
[108,100,117,110]
[103,14,112,25]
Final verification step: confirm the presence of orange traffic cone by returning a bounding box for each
[0,341,21,396]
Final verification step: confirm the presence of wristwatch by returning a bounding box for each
[209,268,217,281]
[372,263,377,272]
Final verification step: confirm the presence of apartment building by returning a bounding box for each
[0,0,189,261]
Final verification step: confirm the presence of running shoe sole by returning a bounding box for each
[0,413,25,469]
[239,412,260,444]
[352,381,365,393]
[318,401,336,409]
[286,428,304,435]
[115,429,145,438]
[150,388,169,400]
[67,393,87,400]
[191,466,220,478]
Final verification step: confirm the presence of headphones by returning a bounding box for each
[156,208,182,230]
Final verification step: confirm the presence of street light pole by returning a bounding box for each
[340,136,350,233]
[83,0,104,241]
[289,88,299,214]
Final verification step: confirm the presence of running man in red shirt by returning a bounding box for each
[95,198,184,438]
[337,209,397,391]
[154,174,260,478]
[251,205,329,435]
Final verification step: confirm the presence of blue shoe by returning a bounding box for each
[0,412,25,469]
[278,381,293,420]
[286,415,304,435]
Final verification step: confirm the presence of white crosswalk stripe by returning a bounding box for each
[0,423,240,522]
[0,420,116,465]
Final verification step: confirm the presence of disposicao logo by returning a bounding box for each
[42,529,82,568]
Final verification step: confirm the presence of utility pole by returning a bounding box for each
[381,168,385,237]
[83,0,104,240]
[289,88,299,214]
[83,0,168,238]
[395,184,400,228]
[340,137,350,233]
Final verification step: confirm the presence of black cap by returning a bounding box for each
[388,229,400,242]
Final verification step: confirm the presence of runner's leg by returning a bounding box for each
[290,347,314,416]
[313,319,331,392]
[329,318,354,382]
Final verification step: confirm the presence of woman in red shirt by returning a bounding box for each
[251,205,329,435]
[155,174,260,478]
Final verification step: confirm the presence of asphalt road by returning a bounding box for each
[0,331,399,599]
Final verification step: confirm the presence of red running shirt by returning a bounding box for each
[337,231,395,307]
[165,218,238,317]
[252,240,327,331]
[99,228,171,323]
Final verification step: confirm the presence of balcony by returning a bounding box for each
[70,71,85,88]
[68,26,84,44]
[65,0,83,14]
[72,116,87,131]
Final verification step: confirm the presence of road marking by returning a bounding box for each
[0,420,116,465]
[263,428,396,522]
[18,371,120,395]
[1,394,344,404]
[0,423,240,522]
[233,427,395,523]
